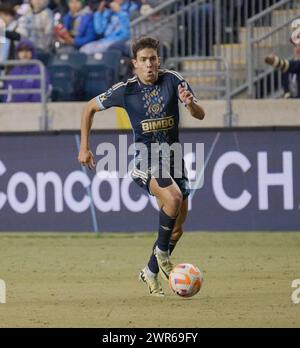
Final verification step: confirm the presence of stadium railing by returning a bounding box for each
[245,0,300,98]
[131,0,297,99]
[0,59,49,130]
[165,56,234,126]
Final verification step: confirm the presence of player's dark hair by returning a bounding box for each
[131,37,160,59]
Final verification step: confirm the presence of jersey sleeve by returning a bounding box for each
[169,70,197,103]
[94,83,126,110]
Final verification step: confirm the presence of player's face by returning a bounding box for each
[132,48,160,85]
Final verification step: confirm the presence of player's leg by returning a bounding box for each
[169,198,188,255]
[150,177,183,251]
[152,196,188,252]
[147,177,183,281]
[150,177,183,217]
[134,171,179,295]
[146,198,188,277]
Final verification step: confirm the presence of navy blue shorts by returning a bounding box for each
[131,158,190,200]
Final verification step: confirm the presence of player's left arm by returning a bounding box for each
[178,84,205,120]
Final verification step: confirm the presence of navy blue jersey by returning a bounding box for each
[95,69,196,147]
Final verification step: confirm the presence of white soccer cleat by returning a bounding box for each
[139,268,164,297]
[154,247,174,282]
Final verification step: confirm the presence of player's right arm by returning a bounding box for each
[78,83,126,169]
[78,98,100,169]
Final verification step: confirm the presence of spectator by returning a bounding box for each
[119,0,140,19]
[89,0,140,17]
[18,0,54,53]
[80,0,130,54]
[0,3,26,62]
[49,0,69,17]
[55,0,96,50]
[13,1,32,17]
[265,44,300,98]
[140,0,163,11]
[88,0,101,12]
[3,39,50,102]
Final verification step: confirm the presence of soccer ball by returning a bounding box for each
[169,263,203,298]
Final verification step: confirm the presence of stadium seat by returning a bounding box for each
[48,65,77,101]
[80,65,114,101]
[36,52,51,67]
[86,50,122,83]
[49,52,87,70]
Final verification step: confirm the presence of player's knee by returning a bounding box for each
[174,191,183,207]
[167,191,183,215]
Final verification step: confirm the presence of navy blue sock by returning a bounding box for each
[156,209,177,251]
[168,239,178,255]
[147,210,177,273]
[147,242,159,274]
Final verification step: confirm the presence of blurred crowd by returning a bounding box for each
[0,0,165,102]
[0,0,166,59]
[0,0,299,102]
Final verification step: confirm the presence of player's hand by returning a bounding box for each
[178,84,194,106]
[265,54,275,66]
[78,148,96,170]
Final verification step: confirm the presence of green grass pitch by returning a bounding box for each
[0,232,299,328]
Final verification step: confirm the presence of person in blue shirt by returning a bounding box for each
[78,37,205,296]
[119,0,140,19]
[60,0,96,49]
[80,0,130,54]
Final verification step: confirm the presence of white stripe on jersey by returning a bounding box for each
[95,76,138,109]
[112,82,125,90]
[163,69,197,102]
[163,69,185,81]
[112,77,138,91]
[132,169,148,184]
[132,168,148,179]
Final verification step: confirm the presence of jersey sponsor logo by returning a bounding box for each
[141,116,175,133]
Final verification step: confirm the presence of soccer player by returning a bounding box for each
[78,37,205,296]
